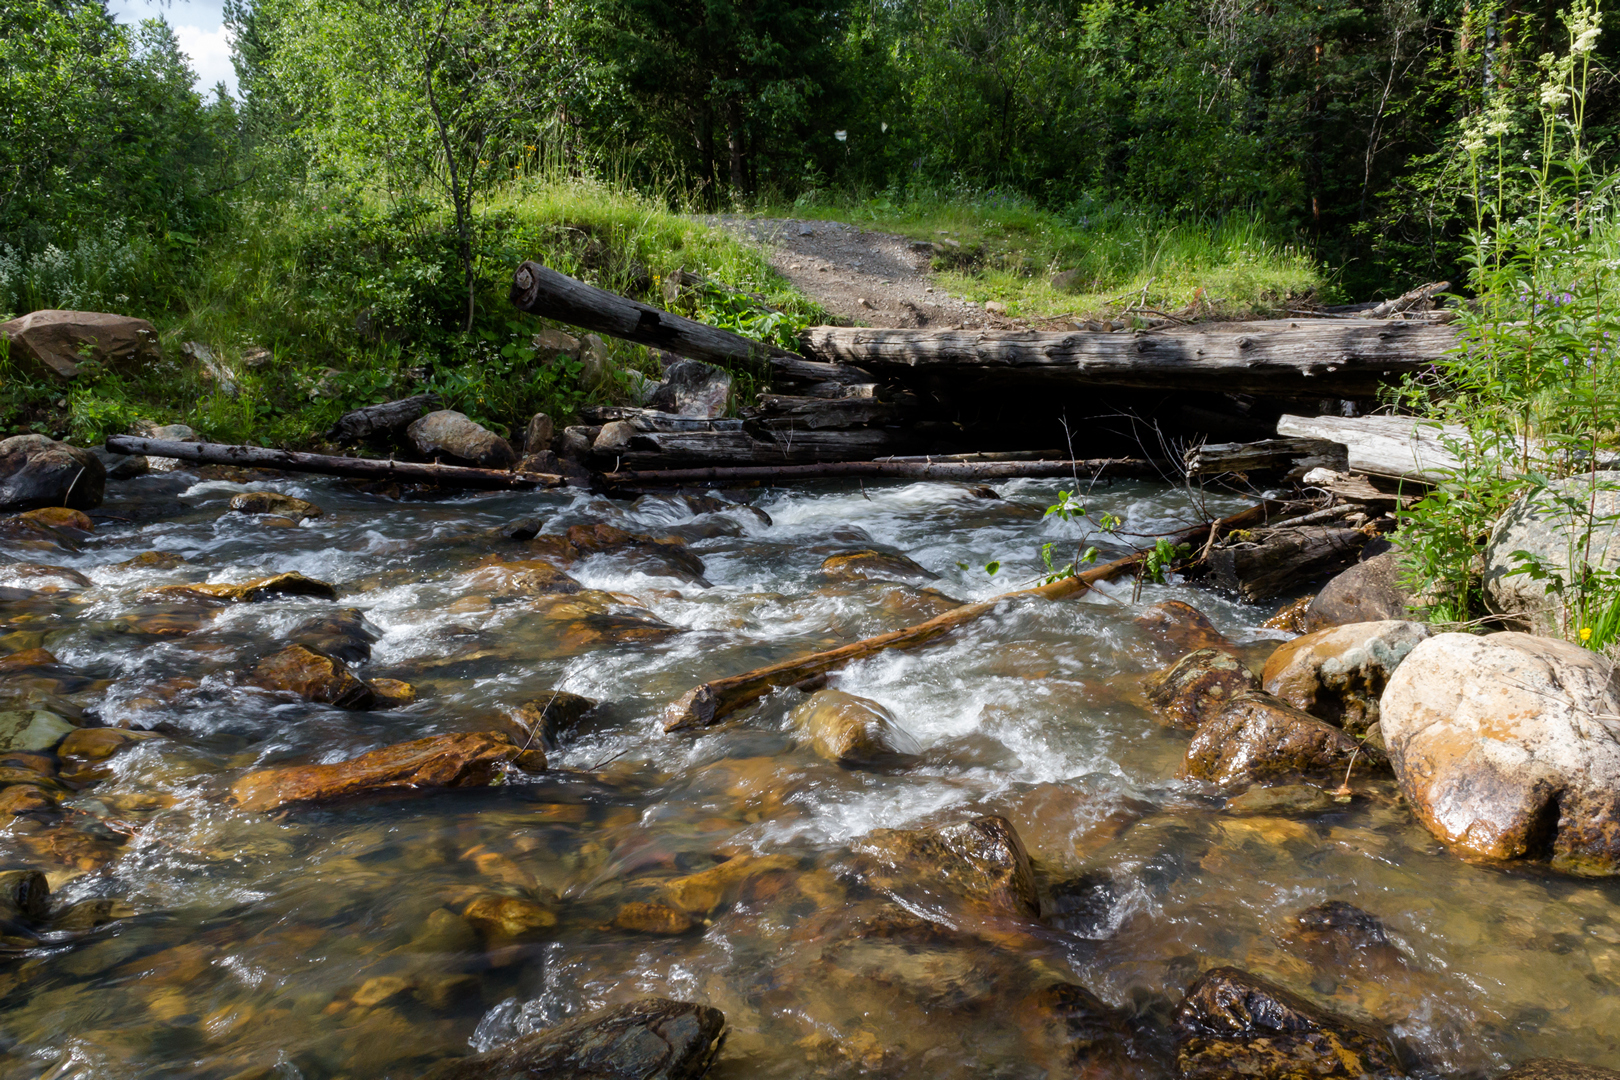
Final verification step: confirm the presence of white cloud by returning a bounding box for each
[107,0,238,98]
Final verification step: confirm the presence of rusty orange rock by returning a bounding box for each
[230,731,546,812]
[248,645,374,709]
[158,571,338,604]
[18,507,93,532]
[1135,599,1239,661]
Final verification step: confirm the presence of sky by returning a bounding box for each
[107,0,239,98]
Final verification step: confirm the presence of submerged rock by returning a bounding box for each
[424,998,725,1080]
[565,523,708,584]
[0,708,77,753]
[1497,1062,1620,1080]
[853,814,1039,917]
[407,410,518,470]
[661,853,800,916]
[1145,648,1259,730]
[512,691,598,748]
[230,730,545,811]
[1020,982,1135,1077]
[1225,784,1336,817]
[1173,966,1403,1080]
[614,901,696,935]
[248,645,376,709]
[1306,549,1414,630]
[463,894,559,943]
[229,491,323,521]
[290,608,379,664]
[1381,631,1620,875]
[790,689,921,767]
[1262,620,1431,735]
[157,571,338,604]
[0,435,105,511]
[1180,692,1362,787]
[1136,600,1239,660]
[0,869,49,923]
[820,549,939,584]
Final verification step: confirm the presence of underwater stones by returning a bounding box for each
[289,608,378,664]
[1224,783,1336,817]
[790,689,921,767]
[57,727,152,766]
[1180,692,1362,787]
[423,997,726,1080]
[0,869,49,923]
[1496,1062,1620,1080]
[228,491,323,521]
[613,901,696,935]
[1288,901,1404,972]
[660,853,800,916]
[1144,648,1260,730]
[0,784,58,817]
[462,895,559,943]
[1173,966,1403,1080]
[565,523,708,583]
[819,548,938,584]
[368,678,417,708]
[512,691,598,748]
[1020,982,1135,1077]
[0,708,77,753]
[1136,600,1238,661]
[230,730,545,811]
[406,410,518,470]
[853,814,1039,917]
[247,645,376,709]
[1305,549,1413,631]
[158,571,338,604]
[1262,620,1431,735]
[472,558,583,597]
[0,435,105,511]
[1381,631,1620,875]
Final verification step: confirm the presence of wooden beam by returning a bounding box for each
[600,456,1163,487]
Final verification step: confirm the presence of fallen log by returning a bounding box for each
[1275,414,1463,481]
[510,260,868,387]
[662,499,1272,731]
[602,456,1163,487]
[104,436,564,490]
[593,428,919,469]
[1184,437,1348,481]
[1206,523,1370,601]
[800,319,1455,396]
[325,394,439,442]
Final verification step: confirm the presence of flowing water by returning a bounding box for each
[1,468,1617,1078]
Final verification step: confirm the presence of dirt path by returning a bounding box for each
[705,216,1000,329]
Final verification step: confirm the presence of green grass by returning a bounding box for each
[770,187,1336,322]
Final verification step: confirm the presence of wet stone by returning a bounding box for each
[819,548,939,584]
[0,869,49,922]
[564,524,708,584]
[661,853,800,916]
[853,814,1039,917]
[1180,692,1364,787]
[0,708,77,753]
[1497,1062,1620,1080]
[1144,648,1260,730]
[512,691,598,748]
[613,901,697,935]
[1225,784,1337,817]
[228,491,323,521]
[1288,901,1405,972]
[463,895,559,942]
[230,731,545,811]
[789,688,921,767]
[247,645,375,710]
[1136,599,1239,661]
[156,571,338,604]
[289,608,379,664]
[1262,620,1432,735]
[1045,871,1116,937]
[1020,982,1135,1077]
[1173,966,1404,1080]
[0,784,59,816]
[423,997,726,1080]
[368,678,417,708]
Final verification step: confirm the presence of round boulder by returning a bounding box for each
[1304,548,1414,631]
[406,410,517,470]
[790,688,921,767]
[1485,473,1620,635]
[1381,631,1620,875]
[0,435,105,511]
[1262,620,1431,735]
[1180,691,1363,787]
[1144,648,1259,729]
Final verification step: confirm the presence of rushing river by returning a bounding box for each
[0,467,1616,1079]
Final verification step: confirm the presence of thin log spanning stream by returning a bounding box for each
[0,464,1616,1078]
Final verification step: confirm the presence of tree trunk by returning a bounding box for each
[600,456,1162,487]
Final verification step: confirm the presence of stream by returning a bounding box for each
[0,467,1616,1078]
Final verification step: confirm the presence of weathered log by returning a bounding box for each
[662,500,1273,731]
[1275,414,1463,481]
[743,394,909,430]
[800,319,1456,396]
[325,394,439,442]
[510,260,869,387]
[1206,524,1369,601]
[601,456,1162,487]
[1184,437,1349,481]
[1368,280,1450,319]
[104,436,563,490]
[592,428,919,469]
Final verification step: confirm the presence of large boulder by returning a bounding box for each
[1380,631,1620,875]
[406,410,518,470]
[423,998,725,1080]
[1145,648,1259,730]
[1262,620,1431,735]
[790,689,921,767]
[820,549,938,584]
[1135,600,1239,661]
[0,310,160,379]
[0,436,104,511]
[1305,548,1415,630]
[1180,691,1362,787]
[853,814,1039,917]
[647,359,732,419]
[1485,473,1620,635]
[1173,967,1403,1080]
[230,731,545,811]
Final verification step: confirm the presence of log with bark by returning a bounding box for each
[800,319,1456,396]
[105,436,564,490]
[325,394,439,442]
[591,428,920,469]
[510,260,868,388]
[662,499,1274,731]
[1206,523,1372,602]
[1184,437,1349,481]
[600,456,1163,488]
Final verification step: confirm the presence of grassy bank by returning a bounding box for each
[774,188,1336,322]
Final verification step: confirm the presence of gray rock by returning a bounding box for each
[523,413,555,454]
[593,421,637,453]
[0,710,77,753]
[0,310,161,379]
[406,410,517,470]
[141,423,196,473]
[92,447,147,480]
[425,998,726,1080]
[560,425,599,461]
[1305,548,1415,630]
[578,333,609,391]
[1485,472,1620,635]
[1261,620,1432,735]
[1381,631,1620,875]
[0,435,105,510]
[648,359,732,419]
[531,327,580,361]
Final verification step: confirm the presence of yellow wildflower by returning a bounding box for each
[1581,626,1594,642]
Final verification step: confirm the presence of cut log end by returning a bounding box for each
[663,685,719,732]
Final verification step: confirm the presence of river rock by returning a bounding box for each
[593,421,636,453]
[820,549,938,583]
[1135,600,1239,660]
[247,645,376,709]
[1305,549,1414,630]
[0,869,49,923]
[1497,1062,1620,1080]
[0,310,161,379]
[91,446,147,480]
[660,853,800,916]
[1380,631,1620,875]
[290,609,378,664]
[158,571,338,604]
[407,410,518,470]
[853,814,1039,917]
[0,435,105,511]
[1021,982,1135,1076]
[565,523,708,583]
[229,491,323,521]
[1484,473,1620,635]
[0,709,77,754]
[1173,966,1403,1080]
[424,998,725,1080]
[1180,692,1362,787]
[230,730,545,811]
[790,689,921,767]
[647,359,732,419]
[614,901,696,935]
[1262,620,1431,735]
[57,727,152,765]
[1288,901,1404,971]
[1145,648,1260,729]
[524,412,556,453]
[462,895,558,942]
[512,691,598,748]
[1225,783,1336,816]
